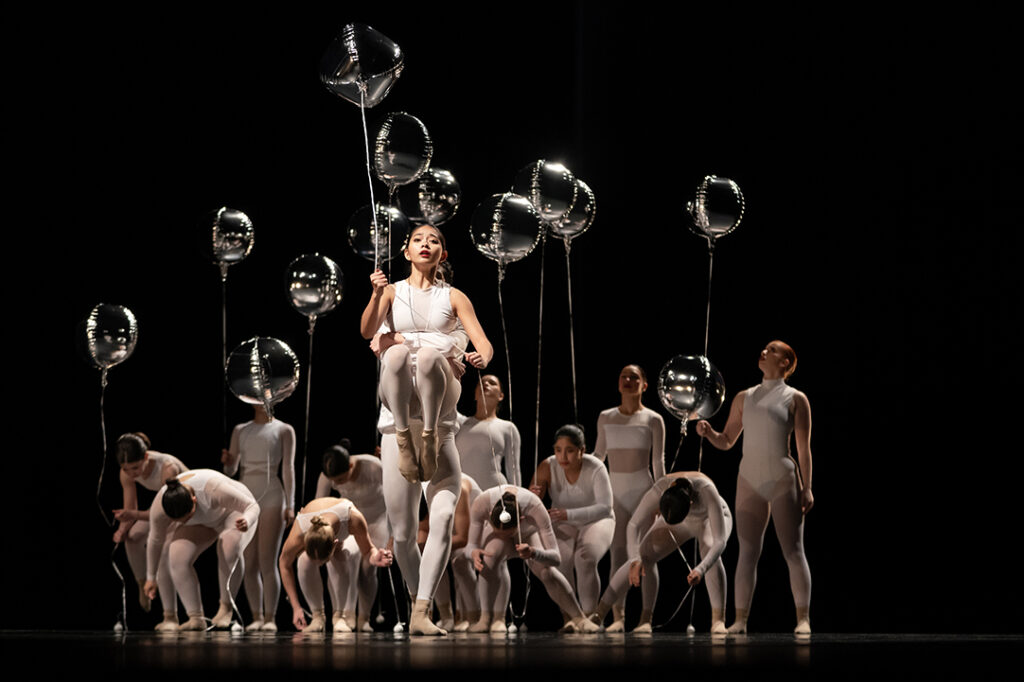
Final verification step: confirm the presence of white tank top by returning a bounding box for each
[387,279,458,356]
[137,451,187,492]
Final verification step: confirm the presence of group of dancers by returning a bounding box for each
[111,223,814,636]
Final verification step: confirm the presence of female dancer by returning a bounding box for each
[221,404,295,632]
[143,470,260,630]
[361,223,493,635]
[455,374,522,488]
[466,486,601,634]
[696,340,813,634]
[111,432,188,630]
[278,496,393,632]
[314,442,388,631]
[592,364,666,630]
[529,424,614,618]
[589,472,732,633]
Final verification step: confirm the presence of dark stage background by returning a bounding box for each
[11,3,1020,634]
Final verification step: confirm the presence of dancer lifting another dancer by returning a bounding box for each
[361,223,493,635]
[143,469,260,630]
[278,496,393,632]
[592,364,666,630]
[221,404,295,632]
[696,340,814,634]
[589,471,732,633]
[112,432,188,630]
[529,424,614,620]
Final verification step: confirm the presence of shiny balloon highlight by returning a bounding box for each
[512,160,577,225]
[225,337,301,413]
[320,23,404,108]
[286,254,343,320]
[551,178,596,243]
[79,303,139,370]
[657,355,726,423]
[688,176,745,241]
[374,112,433,188]
[348,203,411,264]
[469,193,543,268]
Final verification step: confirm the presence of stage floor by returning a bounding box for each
[2,631,1019,680]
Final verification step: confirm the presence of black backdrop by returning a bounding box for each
[11,3,1020,633]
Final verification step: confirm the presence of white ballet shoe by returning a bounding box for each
[409,599,447,636]
[395,429,421,483]
[794,618,811,635]
[179,616,206,631]
[489,619,507,634]
[604,619,625,633]
[246,619,264,632]
[632,621,652,634]
[211,603,233,629]
[357,616,374,633]
[155,614,179,632]
[453,620,470,632]
[259,620,278,633]
[711,620,728,635]
[305,609,327,633]
[333,618,352,633]
[726,620,748,634]
[572,617,602,634]
[420,429,438,481]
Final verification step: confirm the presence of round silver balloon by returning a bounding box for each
[320,23,404,108]
[348,203,411,264]
[208,207,254,266]
[469,193,543,267]
[79,303,138,370]
[374,112,433,188]
[286,254,343,319]
[512,160,577,224]
[417,168,461,226]
[657,355,726,422]
[687,176,745,240]
[551,178,596,242]
[225,337,301,413]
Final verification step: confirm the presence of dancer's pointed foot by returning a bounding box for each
[137,582,152,612]
[396,428,421,482]
[420,429,438,481]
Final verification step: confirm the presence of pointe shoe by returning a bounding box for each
[155,614,179,632]
[726,620,748,635]
[396,429,421,483]
[247,619,264,632]
[357,615,374,633]
[334,618,352,633]
[179,616,206,631]
[794,618,811,635]
[420,429,438,481]
[137,582,152,612]
[305,609,327,633]
[572,617,602,634]
[409,599,447,636]
[211,603,233,629]
[605,619,625,633]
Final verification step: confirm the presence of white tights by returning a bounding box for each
[165,513,257,617]
[379,345,452,433]
[241,479,285,620]
[552,517,615,613]
[125,520,176,611]
[732,473,811,612]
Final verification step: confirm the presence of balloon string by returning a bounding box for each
[653,528,696,630]
[497,266,513,419]
[222,277,228,443]
[704,238,715,357]
[111,541,127,630]
[302,316,316,505]
[96,369,113,527]
[564,238,579,425]
[668,423,686,472]
[358,85,380,271]
[533,233,546,474]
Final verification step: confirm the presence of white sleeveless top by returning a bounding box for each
[387,279,458,356]
[137,451,187,492]
[297,499,353,542]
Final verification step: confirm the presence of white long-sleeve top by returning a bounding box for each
[626,474,729,578]
[224,419,296,511]
[466,486,560,566]
[455,414,522,489]
[545,454,614,525]
[146,469,259,580]
[593,406,666,478]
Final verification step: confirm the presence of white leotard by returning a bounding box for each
[136,451,188,491]
[225,419,295,506]
[740,379,798,498]
[455,414,522,489]
[387,279,459,358]
[296,498,353,542]
[546,454,614,525]
[593,406,666,480]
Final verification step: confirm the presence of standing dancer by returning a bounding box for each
[314,442,388,631]
[466,486,602,633]
[455,374,522,488]
[111,432,188,630]
[361,223,493,635]
[592,364,666,630]
[696,340,813,634]
[529,424,614,620]
[589,472,732,633]
[278,496,393,632]
[221,404,296,632]
[143,470,260,630]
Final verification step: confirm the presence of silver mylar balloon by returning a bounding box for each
[80,303,138,370]
[512,160,577,224]
[207,207,254,279]
[286,254,343,320]
[320,23,404,108]
[657,355,726,423]
[225,337,301,415]
[551,178,596,242]
[687,176,745,240]
[469,193,543,267]
[374,112,433,188]
[417,168,461,226]
[348,203,412,264]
